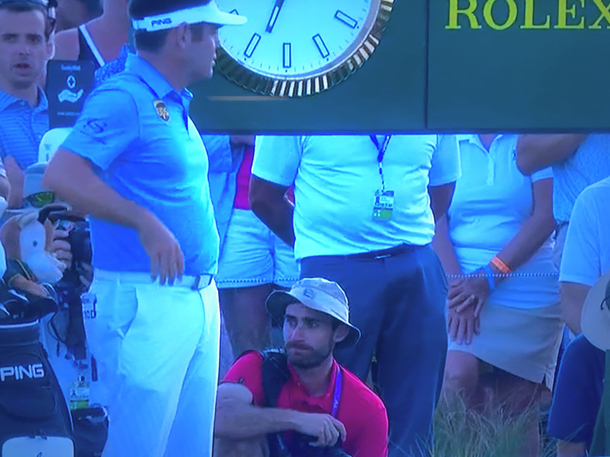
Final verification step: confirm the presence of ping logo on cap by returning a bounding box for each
[151,17,172,27]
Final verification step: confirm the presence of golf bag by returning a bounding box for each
[0,319,75,456]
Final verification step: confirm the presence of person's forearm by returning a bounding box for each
[43,149,152,230]
[494,212,555,273]
[428,183,455,222]
[562,299,582,335]
[432,215,462,276]
[516,134,587,175]
[251,197,295,248]
[560,282,590,335]
[215,400,301,439]
[4,156,23,209]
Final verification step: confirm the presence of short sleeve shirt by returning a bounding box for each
[553,134,610,223]
[560,176,610,286]
[449,135,558,309]
[223,352,389,457]
[61,54,219,275]
[252,135,461,259]
[0,88,49,170]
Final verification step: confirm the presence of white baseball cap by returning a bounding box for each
[38,127,72,163]
[581,270,610,350]
[132,0,247,32]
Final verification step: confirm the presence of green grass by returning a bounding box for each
[430,394,556,457]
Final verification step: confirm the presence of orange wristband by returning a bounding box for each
[491,256,511,275]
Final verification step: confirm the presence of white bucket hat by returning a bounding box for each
[581,270,610,350]
[266,278,361,348]
[132,0,247,33]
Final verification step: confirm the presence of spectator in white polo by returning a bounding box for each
[434,134,562,456]
[203,134,299,362]
[250,134,460,457]
[547,175,610,457]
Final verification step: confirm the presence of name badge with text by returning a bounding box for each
[373,190,394,221]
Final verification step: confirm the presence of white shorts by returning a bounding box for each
[84,270,220,457]
[216,209,299,289]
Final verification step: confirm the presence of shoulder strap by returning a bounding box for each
[261,350,290,408]
[78,24,106,68]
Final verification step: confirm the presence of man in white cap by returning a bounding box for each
[42,1,246,456]
[215,278,389,457]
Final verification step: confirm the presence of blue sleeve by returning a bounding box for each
[201,135,234,173]
[60,86,140,171]
[547,334,605,446]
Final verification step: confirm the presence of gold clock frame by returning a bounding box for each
[215,0,395,98]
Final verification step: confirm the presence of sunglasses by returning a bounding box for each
[25,191,56,208]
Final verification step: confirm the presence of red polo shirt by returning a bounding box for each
[223,352,389,457]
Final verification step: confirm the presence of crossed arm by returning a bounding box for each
[214,383,346,446]
[516,134,587,175]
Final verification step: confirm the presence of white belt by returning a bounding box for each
[93,269,214,290]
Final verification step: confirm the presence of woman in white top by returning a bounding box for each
[434,134,563,456]
[53,0,129,69]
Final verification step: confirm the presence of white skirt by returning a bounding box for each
[448,302,564,390]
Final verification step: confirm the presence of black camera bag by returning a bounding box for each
[0,320,75,456]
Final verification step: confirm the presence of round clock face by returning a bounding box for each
[215,0,393,97]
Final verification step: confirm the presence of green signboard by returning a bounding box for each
[189,0,610,133]
[429,0,610,132]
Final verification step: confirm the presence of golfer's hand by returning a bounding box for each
[137,215,184,285]
[52,228,73,269]
[294,412,346,448]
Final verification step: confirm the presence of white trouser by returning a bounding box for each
[83,270,220,457]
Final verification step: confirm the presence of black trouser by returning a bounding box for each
[301,244,448,457]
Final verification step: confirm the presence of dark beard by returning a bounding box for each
[286,344,333,370]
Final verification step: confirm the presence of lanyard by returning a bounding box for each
[370,135,392,191]
[331,368,343,418]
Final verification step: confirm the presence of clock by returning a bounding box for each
[215,0,394,97]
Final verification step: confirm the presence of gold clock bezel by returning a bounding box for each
[215,0,395,98]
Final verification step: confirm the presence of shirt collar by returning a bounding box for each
[0,87,48,112]
[459,134,508,149]
[287,359,340,401]
[125,54,192,105]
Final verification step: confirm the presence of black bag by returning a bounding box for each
[71,406,108,457]
[259,350,351,457]
[0,320,75,456]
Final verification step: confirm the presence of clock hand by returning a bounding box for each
[265,0,286,33]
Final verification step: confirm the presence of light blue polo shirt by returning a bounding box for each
[553,134,610,223]
[450,135,558,309]
[61,54,219,276]
[0,88,49,169]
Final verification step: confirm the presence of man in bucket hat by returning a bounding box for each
[215,278,389,457]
